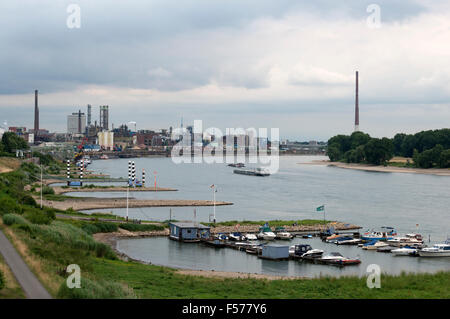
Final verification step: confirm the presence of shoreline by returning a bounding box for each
[53,186,178,195]
[301,160,450,176]
[40,197,233,211]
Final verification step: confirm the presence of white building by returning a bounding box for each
[98,131,114,150]
[67,112,86,134]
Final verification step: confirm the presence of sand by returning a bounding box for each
[301,160,450,176]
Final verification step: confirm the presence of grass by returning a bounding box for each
[0,253,25,299]
[92,259,450,299]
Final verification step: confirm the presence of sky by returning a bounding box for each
[0,0,449,141]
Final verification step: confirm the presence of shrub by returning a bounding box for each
[0,195,23,216]
[119,223,165,232]
[57,277,135,299]
[81,222,118,235]
[24,207,55,225]
[41,186,55,195]
[0,269,4,290]
[2,214,29,226]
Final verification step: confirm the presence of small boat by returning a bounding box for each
[362,241,389,250]
[387,233,424,247]
[361,227,397,241]
[325,234,350,243]
[418,240,450,257]
[257,226,276,241]
[229,232,245,241]
[275,227,293,240]
[336,238,362,245]
[244,233,258,241]
[201,238,226,248]
[391,247,419,256]
[215,233,228,241]
[320,252,361,265]
[376,245,397,253]
[292,244,323,258]
[100,154,109,160]
[246,244,263,255]
[302,234,313,239]
[233,167,270,177]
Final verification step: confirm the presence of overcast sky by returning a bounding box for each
[0,0,449,140]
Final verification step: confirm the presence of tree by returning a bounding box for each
[1,132,29,153]
[363,138,393,165]
[326,144,342,162]
[350,131,371,150]
[393,133,406,156]
[439,149,450,168]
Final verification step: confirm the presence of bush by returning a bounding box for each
[24,207,55,225]
[119,223,165,232]
[57,277,135,299]
[0,195,23,216]
[81,222,118,235]
[2,214,29,226]
[41,186,55,195]
[0,269,4,290]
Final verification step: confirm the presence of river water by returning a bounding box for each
[66,156,450,277]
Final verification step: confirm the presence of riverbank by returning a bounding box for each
[52,186,178,195]
[39,197,233,211]
[302,160,450,176]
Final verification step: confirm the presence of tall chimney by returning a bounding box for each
[354,71,359,132]
[34,90,39,136]
[78,109,82,134]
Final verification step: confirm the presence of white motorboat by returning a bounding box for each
[276,232,293,240]
[274,227,293,240]
[391,247,418,256]
[245,233,258,241]
[302,249,324,258]
[388,233,424,247]
[257,231,276,241]
[257,225,276,241]
[419,241,450,257]
[229,232,245,241]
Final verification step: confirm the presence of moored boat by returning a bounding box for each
[391,247,419,256]
[275,227,293,240]
[361,227,397,241]
[418,240,450,257]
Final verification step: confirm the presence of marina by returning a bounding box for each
[70,156,449,278]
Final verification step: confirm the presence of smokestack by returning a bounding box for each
[78,110,82,134]
[34,90,39,136]
[354,71,359,132]
[87,104,92,126]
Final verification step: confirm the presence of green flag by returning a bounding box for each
[316,205,325,212]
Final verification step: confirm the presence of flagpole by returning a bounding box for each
[213,186,216,224]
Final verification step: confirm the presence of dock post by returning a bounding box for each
[142,169,145,187]
[66,160,70,186]
[80,159,83,186]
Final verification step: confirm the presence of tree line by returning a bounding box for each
[326,129,450,168]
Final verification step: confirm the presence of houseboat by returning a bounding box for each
[169,221,210,243]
